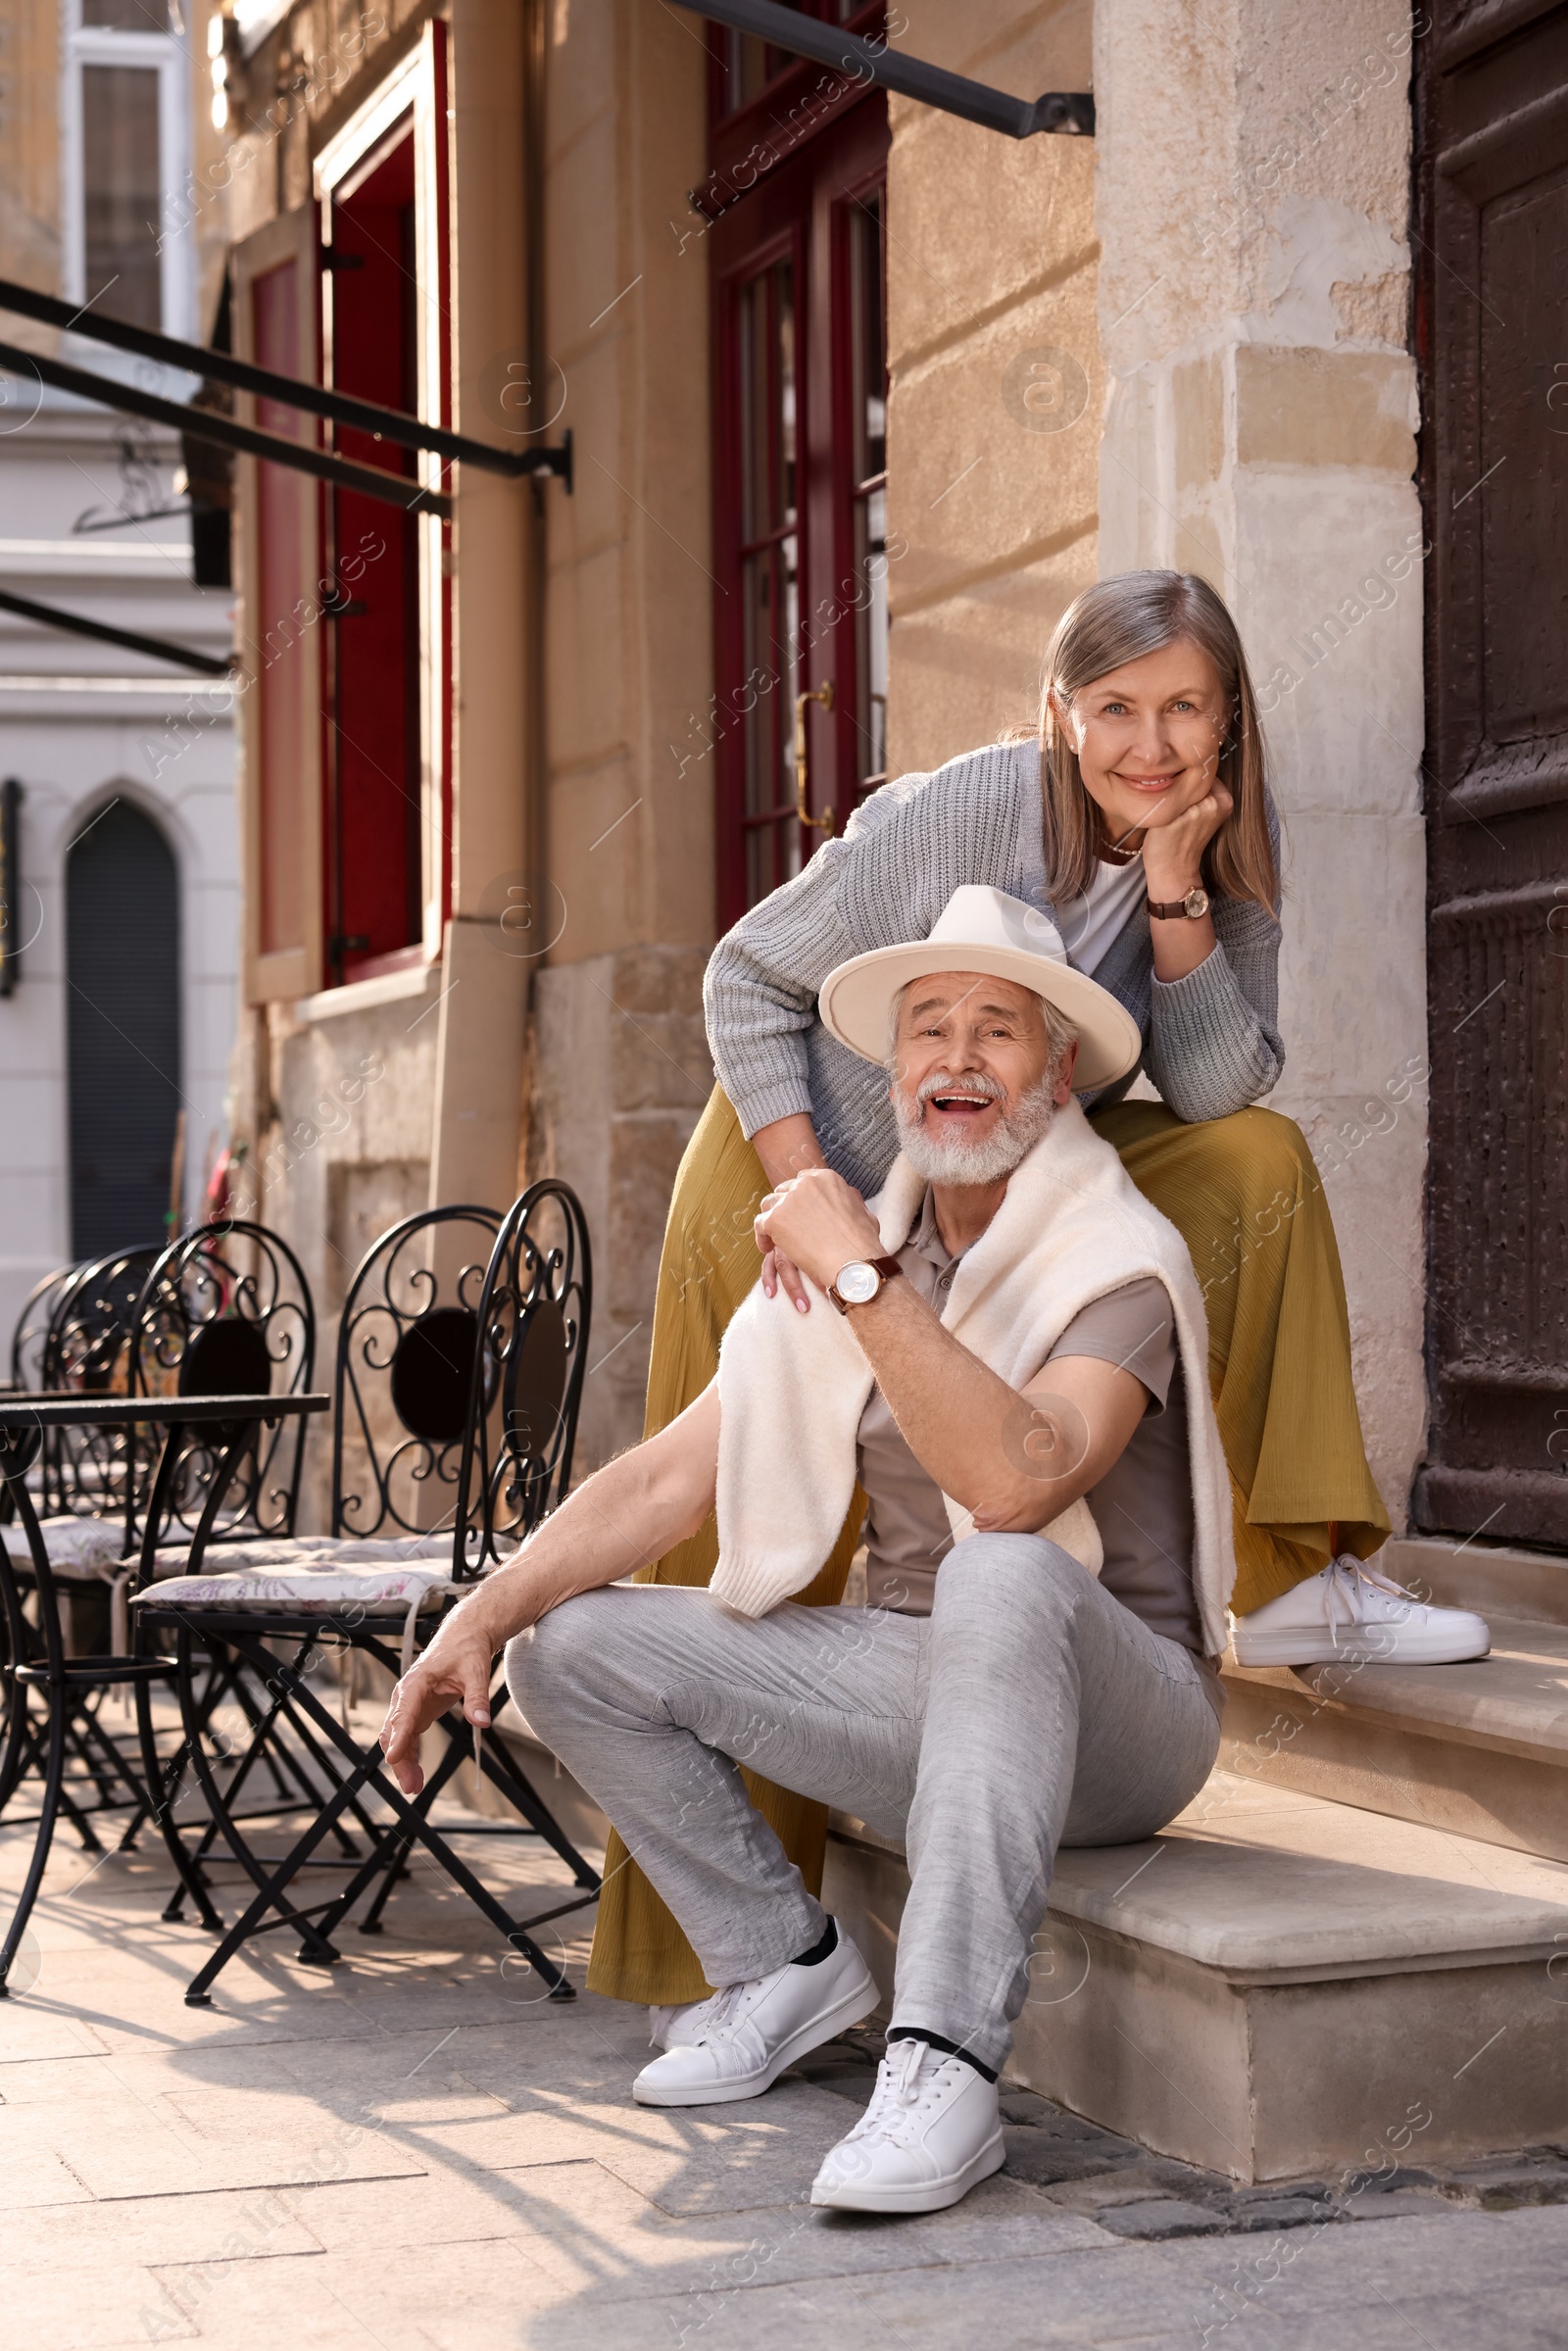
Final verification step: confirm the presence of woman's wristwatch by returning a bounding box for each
[827,1256,905,1313]
[1147,886,1211,920]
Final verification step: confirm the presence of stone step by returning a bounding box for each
[1215,1530,1568,1862]
[1217,1611,1568,1862]
[1386,1532,1568,1626]
[824,1769,1568,2185]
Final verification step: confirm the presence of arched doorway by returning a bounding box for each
[67,799,181,1259]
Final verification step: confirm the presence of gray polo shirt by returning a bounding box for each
[855,1191,1221,1715]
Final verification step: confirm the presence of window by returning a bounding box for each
[63,0,191,337]
[711,86,890,923]
[232,23,451,1006]
[712,0,876,119]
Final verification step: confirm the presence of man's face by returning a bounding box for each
[889,972,1077,1183]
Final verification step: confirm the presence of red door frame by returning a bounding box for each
[710,91,890,929]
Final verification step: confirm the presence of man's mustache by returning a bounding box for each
[911,1069,1008,1108]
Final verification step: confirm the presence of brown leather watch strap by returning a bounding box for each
[1147,886,1211,920]
[827,1255,906,1314]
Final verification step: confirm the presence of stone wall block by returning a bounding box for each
[1235,346,1416,474]
[888,554,1084,778]
[890,298,1102,609]
[607,1110,693,1319]
[609,943,710,1018]
[886,2,1100,783]
[885,116,1095,366]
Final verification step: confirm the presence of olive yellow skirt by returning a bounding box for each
[585,1085,1391,2005]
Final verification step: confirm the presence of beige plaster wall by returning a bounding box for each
[529,0,714,1466]
[884,0,1099,775]
[1095,0,1428,1523]
[0,0,61,311]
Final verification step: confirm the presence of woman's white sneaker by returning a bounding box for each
[632,1923,878,2108]
[648,1990,723,2053]
[1231,1555,1490,1669]
[810,2038,1005,2214]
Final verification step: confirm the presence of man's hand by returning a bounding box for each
[755,1167,884,1296]
[379,1613,496,1795]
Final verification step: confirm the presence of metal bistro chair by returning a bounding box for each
[1,1223,318,1910]
[0,1249,162,1848]
[153,1204,506,1924]
[35,1248,159,1528]
[138,1185,601,2004]
[128,1219,317,1550]
[0,1391,329,1994]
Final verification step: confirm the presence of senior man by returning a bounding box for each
[380,887,1234,2215]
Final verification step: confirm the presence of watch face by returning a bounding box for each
[834,1259,881,1306]
[1185,887,1210,917]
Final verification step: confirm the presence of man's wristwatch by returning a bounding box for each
[827,1256,905,1314]
[1147,886,1211,920]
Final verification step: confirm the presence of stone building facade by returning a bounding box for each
[0,0,239,1340]
[203,0,1474,1539]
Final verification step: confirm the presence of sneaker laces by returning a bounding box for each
[845,2039,941,2143]
[1322,1554,1418,1637]
[692,1978,758,2043]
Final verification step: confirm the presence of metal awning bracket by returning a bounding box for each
[676,1,1093,143]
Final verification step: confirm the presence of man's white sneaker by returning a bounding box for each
[632,1923,878,2108]
[1231,1555,1490,1669]
[810,2038,1005,2214]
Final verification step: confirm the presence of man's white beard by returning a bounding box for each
[893,1070,1060,1187]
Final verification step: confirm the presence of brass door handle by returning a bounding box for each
[793,681,835,835]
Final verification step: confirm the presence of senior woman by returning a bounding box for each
[585,568,1450,2012]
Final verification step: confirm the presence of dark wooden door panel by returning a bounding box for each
[1416,3,1568,1544]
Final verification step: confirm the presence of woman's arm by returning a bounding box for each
[702,840,861,1145]
[379,1386,720,1792]
[1145,794,1285,1120]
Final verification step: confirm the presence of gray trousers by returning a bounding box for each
[509,1534,1219,2072]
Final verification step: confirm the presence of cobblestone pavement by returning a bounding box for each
[3,1767,1567,2350]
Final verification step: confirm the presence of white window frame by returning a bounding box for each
[60,0,195,345]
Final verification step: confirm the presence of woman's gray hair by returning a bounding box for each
[886,979,1079,1079]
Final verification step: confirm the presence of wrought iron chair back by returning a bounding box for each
[453,1180,593,1578]
[2,1260,76,1524]
[32,1249,161,1523]
[8,1261,76,1391]
[128,1221,316,1546]
[330,1205,502,1541]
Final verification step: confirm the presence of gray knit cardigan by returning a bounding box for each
[704,738,1285,1198]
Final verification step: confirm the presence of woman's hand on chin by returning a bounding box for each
[1141,776,1233,897]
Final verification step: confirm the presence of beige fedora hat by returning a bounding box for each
[818,885,1143,1091]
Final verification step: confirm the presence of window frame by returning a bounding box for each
[710,90,889,930]
[60,0,194,343]
[314,22,453,978]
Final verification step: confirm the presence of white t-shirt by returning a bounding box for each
[1057,852,1147,976]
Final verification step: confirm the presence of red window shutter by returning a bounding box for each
[232,205,324,1003]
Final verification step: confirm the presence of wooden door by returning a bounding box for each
[1415,4,1568,1544]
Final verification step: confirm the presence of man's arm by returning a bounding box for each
[755,1169,1149,1535]
[844,1285,1146,1534]
[379,1384,720,1793]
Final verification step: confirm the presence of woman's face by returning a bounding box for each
[1052,636,1232,852]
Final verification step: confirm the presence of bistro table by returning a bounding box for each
[0,1391,328,1991]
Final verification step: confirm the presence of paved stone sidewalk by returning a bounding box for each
[3,1774,1567,2349]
